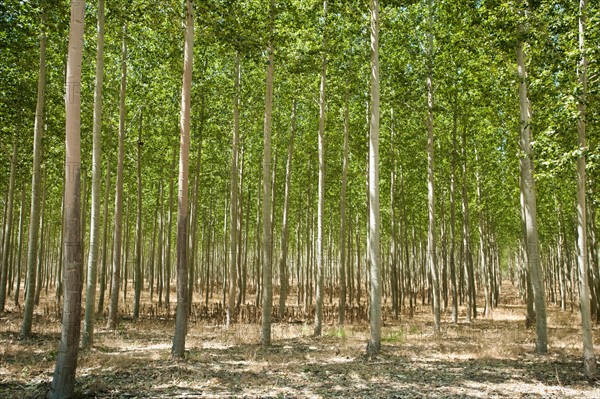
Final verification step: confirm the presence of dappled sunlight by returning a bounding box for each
[2,283,600,398]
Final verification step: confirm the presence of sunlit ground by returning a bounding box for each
[1,283,599,398]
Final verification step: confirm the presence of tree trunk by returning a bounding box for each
[278,100,296,320]
[390,168,398,318]
[222,198,228,310]
[367,0,381,356]
[189,131,203,313]
[150,190,158,303]
[133,109,143,320]
[314,0,327,337]
[0,137,18,311]
[165,150,176,309]
[339,95,349,325]
[475,148,491,318]
[261,0,275,346]
[108,25,127,330]
[227,52,240,326]
[82,0,104,348]
[35,205,46,306]
[517,24,547,354]
[426,0,440,335]
[48,1,85,396]
[14,190,26,307]
[80,171,88,273]
[172,0,193,359]
[189,98,205,313]
[0,196,6,294]
[450,104,458,323]
[239,179,249,308]
[97,157,110,314]
[20,7,47,339]
[462,128,475,322]
[576,0,596,377]
[122,197,130,304]
[55,187,63,302]
[158,181,164,307]
[236,150,245,309]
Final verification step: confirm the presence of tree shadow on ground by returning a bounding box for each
[3,335,596,399]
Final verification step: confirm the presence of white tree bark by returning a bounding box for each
[261,0,275,346]
[21,7,47,339]
[0,138,17,311]
[227,52,240,326]
[426,0,440,334]
[133,110,143,319]
[367,0,381,356]
[517,24,547,354]
[339,95,349,325]
[314,0,327,338]
[82,0,105,348]
[108,25,127,330]
[576,0,596,378]
[49,1,85,396]
[278,100,296,320]
[172,0,194,359]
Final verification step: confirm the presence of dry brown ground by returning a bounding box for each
[1,283,600,398]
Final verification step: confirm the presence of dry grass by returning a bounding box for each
[1,283,600,398]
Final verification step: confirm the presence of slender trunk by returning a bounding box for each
[314,0,327,337]
[269,154,277,283]
[236,151,245,309]
[556,203,567,311]
[189,133,203,312]
[20,7,47,339]
[426,0,440,334]
[227,53,240,326]
[367,0,381,356]
[261,0,275,346]
[339,95,349,325]
[389,109,399,318]
[0,138,18,311]
[441,196,448,312]
[278,100,296,320]
[35,208,46,306]
[254,191,261,307]
[462,128,475,322]
[122,197,130,304]
[107,25,127,330]
[48,1,85,396]
[188,99,205,312]
[14,190,26,307]
[576,0,596,377]
[517,26,547,354]
[97,157,110,314]
[222,198,228,309]
[239,181,249,307]
[450,105,458,323]
[81,172,87,272]
[390,169,398,318]
[165,150,176,308]
[56,188,64,301]
[475,148,491,318]
[8,214,16,299]
[172,0,193,359]
[0,197,6,293]
[158,181,164,306]
[356,215,361,306]
[82,0,104,347]
[133,110,143,319]
[150,191,158,303]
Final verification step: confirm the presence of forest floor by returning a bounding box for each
[1,284,600,398]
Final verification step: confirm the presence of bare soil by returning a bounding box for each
[1,284,600,398]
